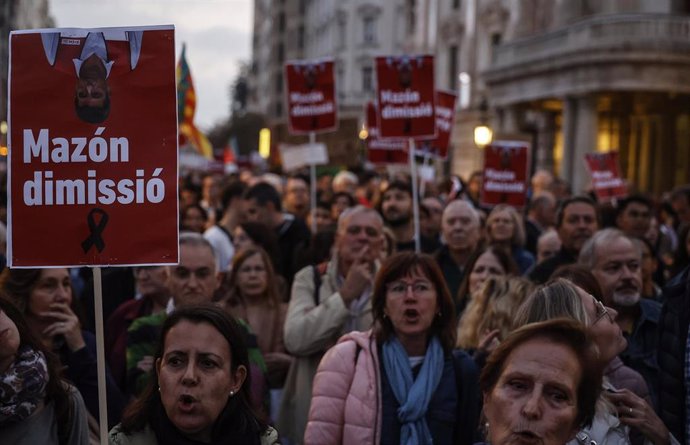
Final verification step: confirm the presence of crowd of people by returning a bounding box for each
[1,165,689,445]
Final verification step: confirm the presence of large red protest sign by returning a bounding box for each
[8,26,178,267]
[480,141,530,208]
[417,90,456,158]
[284,58,337,134]
[365,102,407,165]
[375,55,436,139]
[584,151,628,201]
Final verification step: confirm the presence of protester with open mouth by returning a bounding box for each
[304,251,481,445]
[479,318,602,445]
[109,304,278,445]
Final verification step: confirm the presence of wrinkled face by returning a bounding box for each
[469,251,506,295]
[336,212,383,265]
[382,189,412,226]
[591,237,642,308]
[242,198,272,227]
[483,338,581,445]
[169,245,219,307]
[489,209,516,243]
[442,203,480,252]
[75,54,108,108]
[235,253,268,299]
[575,286,626,363]
[0,307,21,373]
[231,226,255,254]
[135,266,170,297]
[182,207,206,234]
[558,203,598,253]
[285,179,309,213]
[28,269,72,319]
[383,269,438,343]
[157,321,245,441]
[617,202,651,238]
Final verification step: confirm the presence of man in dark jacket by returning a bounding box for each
[658,265,690,444]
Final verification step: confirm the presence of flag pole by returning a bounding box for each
[309,131,317,233]
[409,138,420,253]
[93,266,109,444]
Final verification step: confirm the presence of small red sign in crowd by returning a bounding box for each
[481,141,530,208]
[365,102,408,165]
[8,26,179,267]
[584,151,628,201]
[284,59,337,134]
[375,55,436,139]
[417,90,457,159]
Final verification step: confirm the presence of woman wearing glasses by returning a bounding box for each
[515,278,677,445]
[304,252,481,445]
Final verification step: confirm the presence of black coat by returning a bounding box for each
[658,265,690,444]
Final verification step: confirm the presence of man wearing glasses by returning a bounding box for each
[579,228,662,409]
[278,205,383,444]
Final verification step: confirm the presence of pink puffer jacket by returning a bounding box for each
[304,330,382,445]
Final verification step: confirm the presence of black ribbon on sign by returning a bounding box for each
[81,208,109,253]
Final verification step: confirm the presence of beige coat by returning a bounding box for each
[276,260,375,445]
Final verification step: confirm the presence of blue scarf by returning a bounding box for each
[382,336,444,445]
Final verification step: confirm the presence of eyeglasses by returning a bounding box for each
[345,225,380,238]
[386,280,434,298]
[592,298,612,325]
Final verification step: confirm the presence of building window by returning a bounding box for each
[363,16,377,44]
[491,33,502,46]
[407,0,416,35]
[362,66,373,92]
[298,25,305,50]
[278,12,286,32]
[275,73,283,94]
[448,45,458,90]
[275,101,283,118]
[277,43,285,63]
[337,19,346,48]
[453,0,461,9]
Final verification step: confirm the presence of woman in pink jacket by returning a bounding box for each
[305,252,481,445]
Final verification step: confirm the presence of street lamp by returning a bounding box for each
[473,97,492,148]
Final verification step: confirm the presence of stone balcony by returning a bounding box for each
[484,14,690,106]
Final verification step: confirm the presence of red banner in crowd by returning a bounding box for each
[8,26,179,267]
[284,58,337,134]
[584,152,628,201]
[365,102,407,165]
[375,55,436,139]
[480,141,530,208]
[417,90,457,159]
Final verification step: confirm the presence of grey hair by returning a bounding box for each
[179,232,216,264]
[442,199,481,227]
[332,170,358,188]
[336,205,383,234]
[578,228,641,269]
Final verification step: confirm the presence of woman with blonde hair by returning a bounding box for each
[456,276,534,354]
[485,204,535,274]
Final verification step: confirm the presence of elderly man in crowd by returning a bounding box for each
[277,206,383,444]
[434,199,481,301]
[579,228,662,408]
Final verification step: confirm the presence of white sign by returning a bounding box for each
[279,143,328,171]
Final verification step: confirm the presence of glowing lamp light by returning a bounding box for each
[258,128,271,159]
[358,123,368,140]
[0,121,7,134]
[0,146,8,156]
[474,125,493,148]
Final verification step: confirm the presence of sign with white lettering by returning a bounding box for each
[284,58,337,134]
[417,90,456,159]
[8,26,178,267]
[584,152,627,201]
[480,141,530,209]
[365,102,408,165]
[375,55,436,139]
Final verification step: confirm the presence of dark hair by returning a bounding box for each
[225,247,281,309]
[480,318,602,430]
[670,185,690,204]
[237,222,281,271]
[551,264,605,302]
[556,195,599,228]
[672,225,690,277]
[383,179,413,198]
[243,182,282,212]
[455,244,518,313]
[74,94,110,123]
[0,298,74,442]
[181,203,208,224]
[219,180,247,214]
[331,191,356,208]
[615,194,652,219]
[372,252,457,352]
[120,304,266,436]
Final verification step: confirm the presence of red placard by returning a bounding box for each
[375,55,436,139]
[417,90,456,159]
[8,26,179,267]
[584,152,628,201]
[365,102,407,165]
[480,141,530,208]
[284,59,337,134]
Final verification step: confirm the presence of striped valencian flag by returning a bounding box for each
[176,44,213,158]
